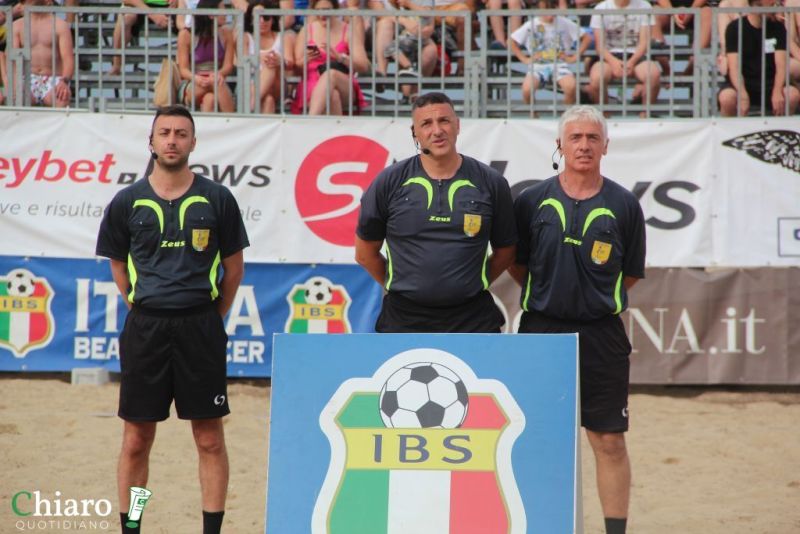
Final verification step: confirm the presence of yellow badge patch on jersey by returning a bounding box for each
[192,229,210,252]
[591,240,612,265]
[464,214,482,237]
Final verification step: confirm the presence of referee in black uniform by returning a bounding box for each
[355,92,516,332]
[510,105,645,534]
[96,106,249,534]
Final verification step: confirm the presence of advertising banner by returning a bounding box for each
[2,112,799,267]
[490,267,800,385]
[1,253,798,383]
[0,256,383,377]
[266,334,580,534]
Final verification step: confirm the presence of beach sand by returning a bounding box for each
[2,376,798,533]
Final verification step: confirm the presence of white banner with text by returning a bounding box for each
[1,112,798,267]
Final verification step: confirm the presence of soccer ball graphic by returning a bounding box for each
[304,277,333,305]
[379,362,469,429]
[6,269,36,297]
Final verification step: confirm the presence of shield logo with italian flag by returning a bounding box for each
[285,276,352,333]
[312,348,526,533]
[0,268,55,358]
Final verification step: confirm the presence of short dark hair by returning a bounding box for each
[411,92,454,112]
[151,105,195,138]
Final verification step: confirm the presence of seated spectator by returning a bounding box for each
[784,0,800,82]
[397,0,475,75]
[110,0,176,75]
[12,0,73,107]
[484,0,525,50]
[586,0,661,115]
[291,0,369,115]
[715,0,745,75]
[374,0,437,84]
[508,0,580,107]
[378,0,438,99]
[176,0,224,31]
[241,0,295,112]
[1,0,21,103]
[177,0,236,111]
[653,0,712,74]
[0,0,24,52]
[718,0,799,116]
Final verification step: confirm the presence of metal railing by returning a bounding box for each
[0,4,798,117]
[479,7,704,118]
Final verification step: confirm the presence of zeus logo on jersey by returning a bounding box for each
[404,178,481,235]
[312,348,527,533]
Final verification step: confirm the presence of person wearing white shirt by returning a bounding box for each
[586,0,661,114]
[508,0,580,106]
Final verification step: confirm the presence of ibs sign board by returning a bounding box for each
[266,334,580,533]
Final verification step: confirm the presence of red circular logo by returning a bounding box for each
[296,136,390,246]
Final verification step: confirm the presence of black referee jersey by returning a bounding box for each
[96,174,249,309]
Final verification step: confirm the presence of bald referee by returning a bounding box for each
[510,105,645,534]
[355,92,516,332]
[96,105,249,534]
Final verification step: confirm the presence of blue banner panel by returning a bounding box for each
[0,256,382,377]
[267,334,580,534]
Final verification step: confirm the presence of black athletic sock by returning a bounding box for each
[605,517,627,534]
[120,512,141,533]
[203,510,225,534]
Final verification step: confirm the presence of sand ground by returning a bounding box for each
[2,375,799,533]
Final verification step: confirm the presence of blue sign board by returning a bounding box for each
[0,256,383,376]
[267,334,579,533]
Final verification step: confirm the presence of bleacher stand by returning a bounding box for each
[0,0,798,116]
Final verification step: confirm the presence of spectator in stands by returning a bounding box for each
[12,0,74,107]
[110,0,177,76]
[291,0,369,114]
[380,0,438,82]
[241,0,295,112]
[51,0,79,24]
[178,0,236,111]
[374,0,438,86]
[508,0,580,107]
[1,0,21,105]
[0,0,24,50]
[176,0,224,31]
[653,0,712,74]
[718,0,799,116]
[485,0,525,50]
[716,0,744,75]
[0,50,6,105]
[586,0,661,115]
[397,0,474,75]
[784,0,800,82]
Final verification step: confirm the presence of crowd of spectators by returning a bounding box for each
[0,0,799,115]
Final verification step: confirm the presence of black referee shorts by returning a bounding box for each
[375,291,505,333]
[519,311,631,433]
[118,303,230,422]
